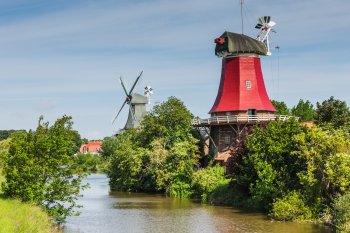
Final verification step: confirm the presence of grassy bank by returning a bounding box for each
[0,170,59,233]
[0,199,60,233]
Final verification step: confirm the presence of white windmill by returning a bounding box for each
[255,16,276,56]
[112,71,149,130]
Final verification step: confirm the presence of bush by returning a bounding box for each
[269,191,312,221]
[332,192,350,233]
[169,181,192,198]
[209,183,247,207]
[191,165,229,202]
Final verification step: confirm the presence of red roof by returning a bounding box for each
[210,56,275,113]
[80,141,103,154]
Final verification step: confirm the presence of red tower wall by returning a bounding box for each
[209,56,275,114]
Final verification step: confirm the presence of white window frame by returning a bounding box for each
[246,80,251,89]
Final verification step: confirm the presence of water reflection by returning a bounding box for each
[64,174,331,233]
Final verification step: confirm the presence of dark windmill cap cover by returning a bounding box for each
[215,31,267,56]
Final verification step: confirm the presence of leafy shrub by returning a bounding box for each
[332,192,350,233]
[269,191,312,221]
[191,165,229,202]
[169,181,192,198]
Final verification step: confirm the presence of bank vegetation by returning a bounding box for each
[105,96,350,233]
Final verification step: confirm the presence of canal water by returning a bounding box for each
[64,174,331,233]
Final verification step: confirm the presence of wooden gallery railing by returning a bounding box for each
[192,115,298,126]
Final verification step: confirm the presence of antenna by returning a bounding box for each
[240,0,244,34]
[275,46,280,99]
[255,16,276,56]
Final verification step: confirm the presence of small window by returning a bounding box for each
[225,112,231,116]
[246,80,251,89]
[224,135,231,145]
[248,109,257,115]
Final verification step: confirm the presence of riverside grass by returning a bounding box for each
[0,198,59,233]
[0,173,59,233]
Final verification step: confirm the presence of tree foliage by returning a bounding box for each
[138,96,193,148]
[231,117,350,222]
[100,136,119,161]
[271,100,290,115]
[2,115,86,223]
[191,165,229,202]
[0,139,10,171]
[235,119,307,210]
[108,97,199,197]
[108,130,146,192]
[0,130,26,141]
[291,99,314,122]
[315,96,350,128]
[269,191,312,221]
[293,127,350,211]
[332,192,350,233]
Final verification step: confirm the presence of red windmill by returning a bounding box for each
[193,16,294,165]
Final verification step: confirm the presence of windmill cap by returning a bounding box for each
[215,31,267,57]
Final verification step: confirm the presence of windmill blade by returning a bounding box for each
[264,16,271,23]
[258,16,265,24]
[128,71,143,95]
[255,23,263,29]
[112,100,127,124]
[268,21,276,27]
[120,77,129,96]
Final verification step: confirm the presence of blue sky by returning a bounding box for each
[0,0,349,139]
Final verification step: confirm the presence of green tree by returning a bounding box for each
[271,100,290,115]
[235,119,307,210]
[71,130,83,153]
[314,96,350,128]
[108,97,199,197]
[108,130,146,191]
[291,99,314,122]
[138,96,193,148]
[100,136,118,159]
[0,138,10,170]
[156,139,199,197]
[0,130,26,141]
[293,127,350,212]
[2,115,86,223]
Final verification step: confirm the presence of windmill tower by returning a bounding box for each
[193,16,294,165]
[112,71,153,130]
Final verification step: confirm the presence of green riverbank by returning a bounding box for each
[0,174,59,233]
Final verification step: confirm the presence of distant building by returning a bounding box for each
[80,141,103,155]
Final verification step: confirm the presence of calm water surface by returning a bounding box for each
[64,174,331,233]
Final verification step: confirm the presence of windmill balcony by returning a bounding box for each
[192,115,298,126]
